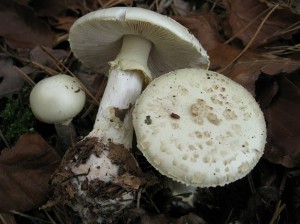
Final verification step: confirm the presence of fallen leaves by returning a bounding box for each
[0,134,61,212]
[262,75,300,168]
[223,0,300,48]
[0,56,24,96]
[0,0,300,222]
[0,0,55,49]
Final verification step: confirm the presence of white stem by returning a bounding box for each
[88,35,152,149]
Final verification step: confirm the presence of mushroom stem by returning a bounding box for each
[54,123,77,153]
[110,35,152,82]
[88,35,152,149]
[88,68,143,149]
[49,35,153,222]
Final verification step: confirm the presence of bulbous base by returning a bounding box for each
[48,137,148,223]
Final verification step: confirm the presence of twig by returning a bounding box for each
[247,173,256,194]
[9,211,51,223]
[269,200,286,224]
[0,45,58,75]
[14,66,35,86]
[38,45,99,105]
[81,77,107,118]
[0,129,10,149]
[43,210,57,224]
[0,213,16,224]
[224,7,270,44]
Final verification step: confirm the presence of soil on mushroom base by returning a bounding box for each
[48,137,154,222]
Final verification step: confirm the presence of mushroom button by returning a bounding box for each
[30,74,86,149]
[133,68,267,188]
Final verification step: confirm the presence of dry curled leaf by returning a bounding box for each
[0,133,61,212]
[0,0,55,49]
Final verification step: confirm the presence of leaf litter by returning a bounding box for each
[0,0,300,223]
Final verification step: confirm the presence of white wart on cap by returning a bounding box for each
[69,7,209,82]
[133,68,267,187]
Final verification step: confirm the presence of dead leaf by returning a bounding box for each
[262,75,300,168]
[51,16,77,31]
[29,46,67,69]
[27,0,80,17]
[222,0,300,48]
[0,133,61,212]
[0,0,55,49]
[173,12,223,50]
[174,11,300,95]
[28,0,100,18]
[0,56,24,97]
[209,44,300,94]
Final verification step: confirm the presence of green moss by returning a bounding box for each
[0,86,35,145]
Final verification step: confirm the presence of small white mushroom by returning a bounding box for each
[29,74,86,149]
[133,68,267,188]
[50,7,209,223]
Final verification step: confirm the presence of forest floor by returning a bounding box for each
[0,0,300,223]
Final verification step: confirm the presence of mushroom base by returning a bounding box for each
[47,137,150,223]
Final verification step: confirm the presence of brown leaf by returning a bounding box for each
[209,43,300,94]
[0,134,61,212]
[223,0,300,48]
[173,12,300,95]
[28,0,99,18]
[51,16,77,31]
[29,46,67,69]
[173,12,223,51]
[0,0,55,49]
[262,75,300,168]
[0,56,24,97]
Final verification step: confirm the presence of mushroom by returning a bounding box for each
[132,68,267,195]
[69,6,209,148]
[30,74,86,150]
[49,7,209,223]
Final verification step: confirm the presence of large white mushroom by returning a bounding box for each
[132,68,267,203]
[50,7,209,223]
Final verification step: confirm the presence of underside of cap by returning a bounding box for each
[132,68,267,187]
[69,7,209,80]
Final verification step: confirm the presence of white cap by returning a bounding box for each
[69,7,209,81]
[133,68,267,187]
[30,74,86,125]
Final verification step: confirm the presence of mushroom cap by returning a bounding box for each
[69,7,209,80]
[30,74,86,125]
[132,68,267,187]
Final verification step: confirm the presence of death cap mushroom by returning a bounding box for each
[133,68,267,187]
[69,7,209,83]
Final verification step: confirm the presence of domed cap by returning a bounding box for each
[69,7,209,80]
[30,74,86,125]
[133,68,267,187]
